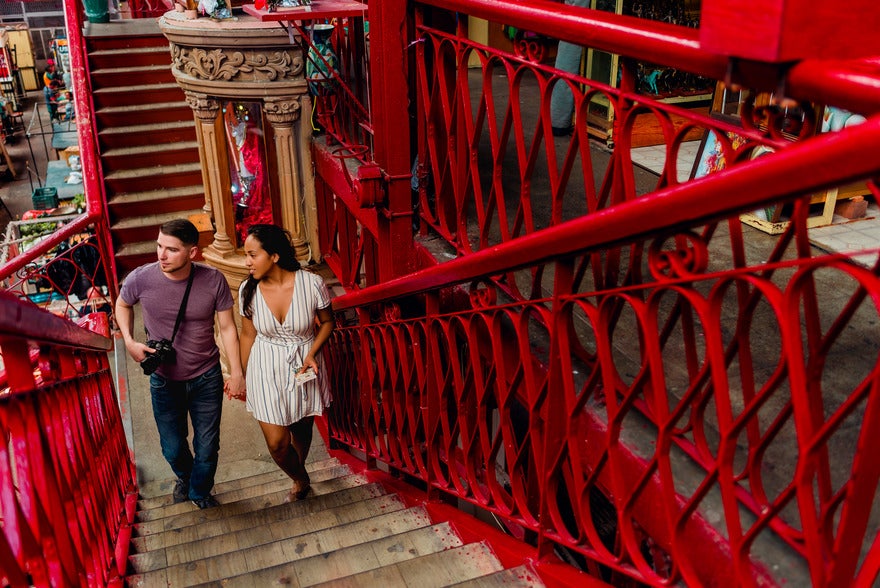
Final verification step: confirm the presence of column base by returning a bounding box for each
[201,245,249,291]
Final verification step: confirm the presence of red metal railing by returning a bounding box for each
[317,1,880,586]
[0,292,137,587]
[0,2,136,585]
[1,0,116,302]
[1,0,118,302]
[3,0,879,585]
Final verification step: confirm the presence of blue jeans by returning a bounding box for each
[149,363,223,501]
[550,0,591,130]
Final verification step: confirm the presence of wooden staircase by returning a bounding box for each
[83,22,208,277]
[125,456,544,587]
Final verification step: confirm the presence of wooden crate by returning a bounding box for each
[740,191,838,235]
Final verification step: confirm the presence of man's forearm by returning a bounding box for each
[115,303,135,342]
[220,326,244,377]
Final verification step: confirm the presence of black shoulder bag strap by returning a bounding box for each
[169,266,196,344]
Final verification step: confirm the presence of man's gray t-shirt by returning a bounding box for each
[120,262,234,381]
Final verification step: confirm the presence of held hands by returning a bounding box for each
[224,373,247,401]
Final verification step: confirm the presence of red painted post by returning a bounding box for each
[366,0,416,281]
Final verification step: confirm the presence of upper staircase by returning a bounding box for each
[82,21,207,277]
[126,456,545,586]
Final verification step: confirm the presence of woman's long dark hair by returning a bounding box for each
[240,224,301,319]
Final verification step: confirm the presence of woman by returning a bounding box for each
[238,224,334,502]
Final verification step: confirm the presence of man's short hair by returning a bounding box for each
[160,219,200,247]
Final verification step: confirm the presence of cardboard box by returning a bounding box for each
[60,145,80,167]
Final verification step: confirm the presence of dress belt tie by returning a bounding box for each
[259,335,315,395]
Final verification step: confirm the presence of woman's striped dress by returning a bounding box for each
[240,270,332,426]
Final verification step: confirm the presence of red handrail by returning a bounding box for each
[0,291,137,586]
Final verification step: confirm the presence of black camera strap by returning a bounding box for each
[169,265,196,344]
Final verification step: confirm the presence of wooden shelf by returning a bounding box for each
[242,0,367,21]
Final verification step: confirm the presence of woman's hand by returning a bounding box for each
[298,355,319,375]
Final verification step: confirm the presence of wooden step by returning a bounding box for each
[104,161,202,195]
[136,456,341,511]
[110,208,206,244]
[185,521,463,588]
[309,542,507,588]
[448,566,544,587]
[96,101,193,129]
[98,120,196,150]
[130,506,438,586]
[101,140,200,173]
[88,44,172,69]
[133,482,388,554]
[92,82,187,110]
[108,185,205,217]
[133,493,409,573]
[90,64,175,90]
[84,22,166,54]
[134,464,359,526]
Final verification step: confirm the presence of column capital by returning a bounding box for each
[185,91,221,122]
[263,97,301,127]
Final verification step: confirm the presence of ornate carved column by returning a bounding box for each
[263,96,310,261]
[299,93,321,261]
[159,11,311,285]
[185,91,235,255]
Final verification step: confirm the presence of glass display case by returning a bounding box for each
[222,101,276,248]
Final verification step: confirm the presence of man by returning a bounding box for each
[549,0,590,136]
[116,219,245,509]
[43,61,64,90]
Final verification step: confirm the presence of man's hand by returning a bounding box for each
[125,339,155,363]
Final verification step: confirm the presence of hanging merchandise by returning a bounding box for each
[306,24,338,94]
[199,0,232,19]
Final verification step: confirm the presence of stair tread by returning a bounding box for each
[100,120,195,135]
[447,566,544,587]
[110,185,204,204]
[93,82,179,93]
[136,507,439,585]
[133,471,373,536]
[138,455,340,503]
[136,463,355,523]
[130,496,417,574]
[111,208,205,231]
[309,542,507,588]
[103,141,199,158]
[90,46,170,57]
[115,240,159,257]
[98,101,189,115]
[132,483,393,554]
[145,521,463,588]
[104,162,201,179]
[91,64,171,75]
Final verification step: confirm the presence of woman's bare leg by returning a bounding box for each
[290,416,315,466]
[258,420,309,498]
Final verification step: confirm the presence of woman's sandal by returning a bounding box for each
[295,483,312,500]
[284,478,312,502]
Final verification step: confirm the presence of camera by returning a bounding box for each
[141,339,176,375]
